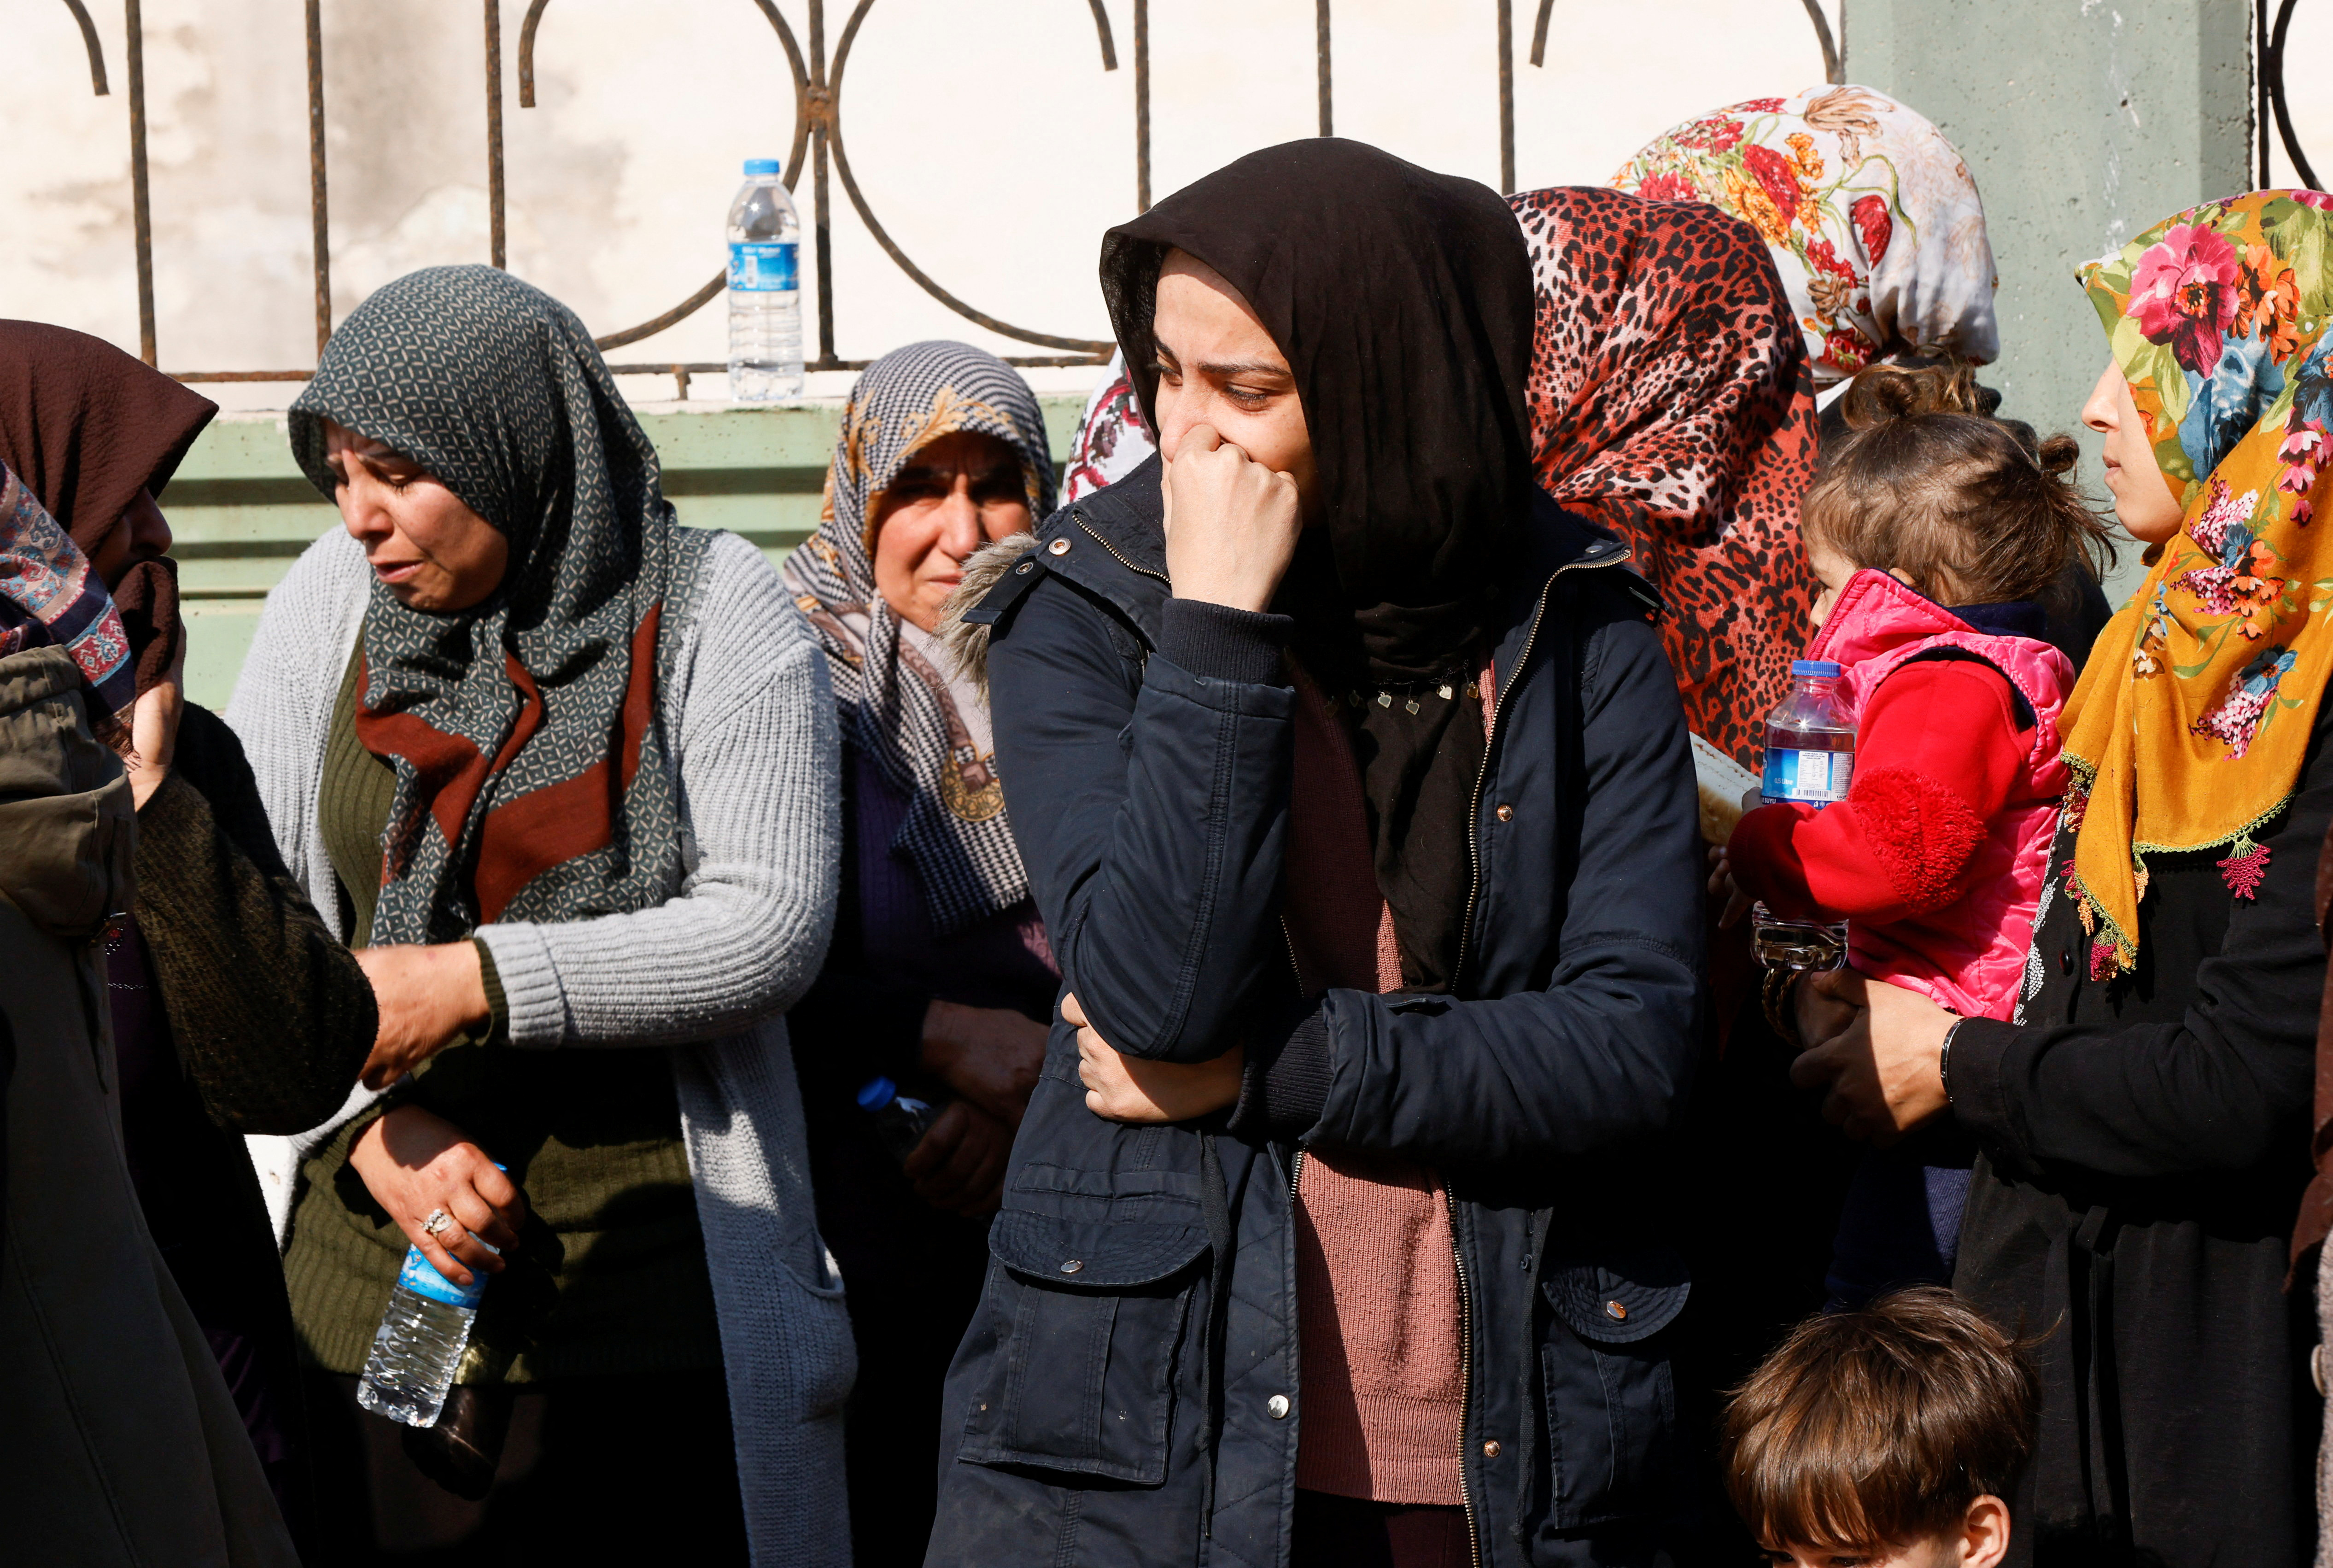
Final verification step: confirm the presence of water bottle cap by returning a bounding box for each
[743,157,783,176]
[1791,660,1843,679]
[855,1075,898,1111]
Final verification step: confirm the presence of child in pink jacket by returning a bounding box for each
[1720,366,2113,1305]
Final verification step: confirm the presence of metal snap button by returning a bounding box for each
[1059,1259,1084,1275]
[1482,1439,1502,1458]
[1048,537,1072,555]
[1495,804,1514,823]
[1605,1299,1628,1322]
[1015,560,1034,575]
[1267,1394,1291,1420]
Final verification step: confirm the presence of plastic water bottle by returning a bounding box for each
[858,1075,943,1164]
[357,1178,504,1428]
[726,157,804,400]
[1752,659,1856,971]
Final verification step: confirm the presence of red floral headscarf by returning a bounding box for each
[1612,86,2000,389]
[1506,186,1820,766]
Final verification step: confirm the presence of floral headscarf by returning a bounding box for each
[1060,351,1152,503]
[782,341,1056,935]
[0,458,134,742]
[1612,85,1999,388]
[2062,190,2333,978]
[1507,186,1820,766]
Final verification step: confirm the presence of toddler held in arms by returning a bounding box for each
[1716,365,2114,1303]
[1724,1288,2036,1568]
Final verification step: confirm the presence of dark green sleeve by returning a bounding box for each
[134,704,378,1134]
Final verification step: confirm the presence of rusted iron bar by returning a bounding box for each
[748,0,815,191]
[2257,0,2272,187]
[61,0,108,93]
[1316,0,1332,137]
[126,0,156,364]
[825,0,1111,356]
[1528,0,1552,67]
[306,0,330,352]
[2268,0,2321,190]
[1134,0,1151,211]
[810,0,838,370]
[595,274,725,352]
[1497,0,1514,192]
[1800,0,1840,86]
[1086,0,1118,70]
[486,0,507,269]
[518,0,549,105]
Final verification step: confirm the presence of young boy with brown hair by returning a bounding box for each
[1723,1288,2038,1567]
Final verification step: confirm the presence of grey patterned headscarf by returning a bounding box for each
[781,341,1053,935]
[290,264,685,944]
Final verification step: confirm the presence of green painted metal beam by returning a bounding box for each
[169,396,1092,709]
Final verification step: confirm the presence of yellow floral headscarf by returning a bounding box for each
[2064,190,2333,977]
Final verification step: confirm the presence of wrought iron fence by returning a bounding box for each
[40,0,1864,391]
[2258,0,2321,191]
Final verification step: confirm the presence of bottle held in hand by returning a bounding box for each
[358,1161,507,1428]
[358,1239,497,1428]
[1753,659,1856,971]
[858,1075,944,1164]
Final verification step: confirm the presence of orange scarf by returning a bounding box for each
[2063,190,2333,976]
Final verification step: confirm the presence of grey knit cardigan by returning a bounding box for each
[226,524,852,1568]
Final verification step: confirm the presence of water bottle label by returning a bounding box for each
[729,241,798,292]
[1762,748,1854,804]
[398,1244,487,1310]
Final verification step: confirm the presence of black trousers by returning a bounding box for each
[302,1368,745,1565]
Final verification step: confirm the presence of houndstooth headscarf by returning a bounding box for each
[782,341,1053,935]
[289,264,687,944]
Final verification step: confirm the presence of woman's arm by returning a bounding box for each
[1947,761,2327,1178]
[1728,659,2031,923]
[1813,712,2333,1174]
[474,539,843,1048]
[986,575,1297,1065]
[134,705,377,1134]
[1243,591,1703,1165]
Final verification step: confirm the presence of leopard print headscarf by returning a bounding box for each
[1508,186,1821,767]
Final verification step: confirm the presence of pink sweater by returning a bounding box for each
[1282,669,1468,1505]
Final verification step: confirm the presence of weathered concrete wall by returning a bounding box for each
[1846,0,2255,602]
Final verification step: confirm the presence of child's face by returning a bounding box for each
[1804,532,1858,628]
[1761,1495,2011,1568]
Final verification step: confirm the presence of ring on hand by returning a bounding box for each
[422,1208,454,1237]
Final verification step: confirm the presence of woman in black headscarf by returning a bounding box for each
[933,140,1704,1568]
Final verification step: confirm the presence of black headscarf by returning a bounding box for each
[1099,139,1538,989]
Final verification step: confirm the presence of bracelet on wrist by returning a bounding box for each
[1940,1018,1964,1106]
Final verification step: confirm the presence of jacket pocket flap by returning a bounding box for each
[1542,1249,1690,1345]
[989,1211,1208,1289]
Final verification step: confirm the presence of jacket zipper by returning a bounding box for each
[1449,1187,1480,1568]
[1450,549,1632,987]
[1293,546,1625,1564]
[1075,511,1171,584]
[1445,548,1629,1565]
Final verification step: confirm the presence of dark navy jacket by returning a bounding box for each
[927,460,1705,1568]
